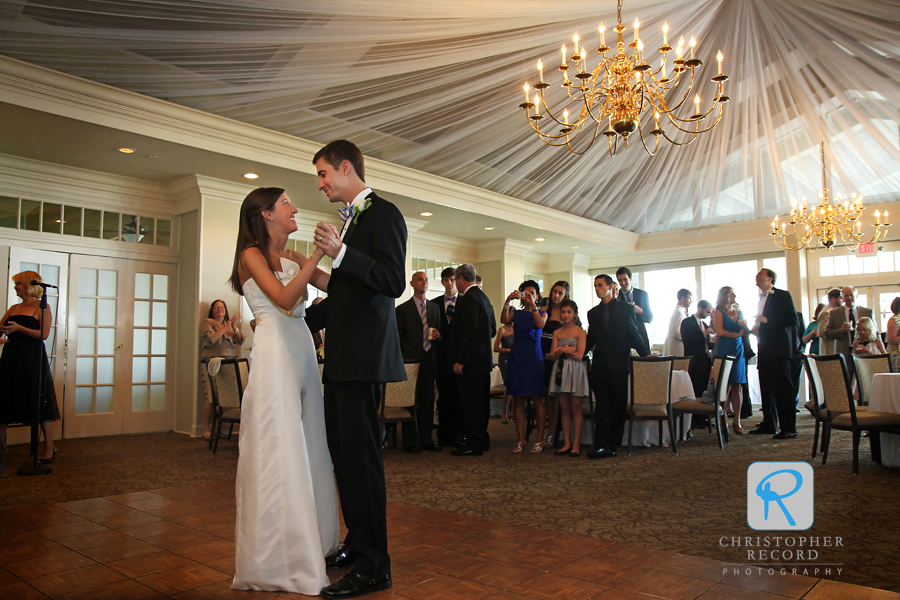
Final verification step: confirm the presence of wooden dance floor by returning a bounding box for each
[0,480,894,599]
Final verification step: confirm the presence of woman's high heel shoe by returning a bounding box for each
[732,424,743,435]
[37,447,57,464]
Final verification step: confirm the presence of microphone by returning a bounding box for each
[31,280,58,289]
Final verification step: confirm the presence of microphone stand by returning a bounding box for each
[18,283,53,476]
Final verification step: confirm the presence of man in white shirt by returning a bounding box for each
[664,289,692,356]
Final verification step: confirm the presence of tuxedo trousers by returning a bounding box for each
[436,369,463,446]
[402,353,436,449]
[456,370,491,452]
[758,356,797,434]
[589,370,629,451]
[322,380,390,579]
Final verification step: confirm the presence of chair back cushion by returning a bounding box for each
[631,358,673,406]
[803,356,825,418]
[384,363,420,408]
[210,360,242,409]
[237,359,250,394]
[813,355,853,414]
[673,357,691,372]
[709,356,723,387]
[853,354,891,405]
[715,358,734,405]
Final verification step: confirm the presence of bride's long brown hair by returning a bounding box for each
[230,187,284,295]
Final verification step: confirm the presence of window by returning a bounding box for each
[411,257,457,300]
[642,267,696,347]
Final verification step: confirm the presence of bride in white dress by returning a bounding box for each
[229,187,339,594]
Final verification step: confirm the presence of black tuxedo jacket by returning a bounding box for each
[431,294,457,367]
[618,287,653,348]
[586,300,650,376]
[448,286,496,374]
[396,296,440,370]
[681,315,712,392]
[757,288,800,360]
[305,192,407,383]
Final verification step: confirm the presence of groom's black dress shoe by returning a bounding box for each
[772,432,797,439]
[587,448,617,459]
[325,546,358,570]
[320,572,391,599]
[748,427,776,435]
[451,446,483,456]
[423,444,442,452]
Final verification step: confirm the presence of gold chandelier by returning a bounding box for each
[518,0,729,156]
[771,143,890,251]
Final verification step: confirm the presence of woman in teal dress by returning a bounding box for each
[713,286,747,434]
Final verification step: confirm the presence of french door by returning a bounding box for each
[5,248,69,446]
[64,255,176,438]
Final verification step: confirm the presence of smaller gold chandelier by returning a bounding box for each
[771,143,890,252]
[518,0,729,156]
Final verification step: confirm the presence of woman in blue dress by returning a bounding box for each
[501,280,548,453]
[713,286,747,434]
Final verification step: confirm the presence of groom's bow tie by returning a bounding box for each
[338,205,354,223]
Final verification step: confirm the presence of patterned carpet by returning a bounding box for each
[2,411,898,593]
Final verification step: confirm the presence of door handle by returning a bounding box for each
[115,343,124,352]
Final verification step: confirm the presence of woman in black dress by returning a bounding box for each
[0,271,61,463]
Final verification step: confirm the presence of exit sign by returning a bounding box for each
[856,243,877,256]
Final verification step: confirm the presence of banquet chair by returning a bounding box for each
[581,356,596,444]
[673,356,692,373]
[805,354,870,459]
[626,356,677,456]
[814,354,900,474]
[380,362,421,453]
[237,358,250,394]
[202,358,245,455]
[853,354,892,407]
[672,355,734,450]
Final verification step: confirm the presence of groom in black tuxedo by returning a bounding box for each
[306,140,407,599]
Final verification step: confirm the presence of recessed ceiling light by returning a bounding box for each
[420,212,433,217]
[535,237,546,241]
[571,246,579,249]
[117,147,136,154]
[244,173,259,179]
[484,226,494,230]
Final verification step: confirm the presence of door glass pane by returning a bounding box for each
[152,302,167,328]
[97,328,115,354]
[45,331,56,353]
[21,261,39,272]
[132,386,148,411]
[150,384,166,411]
[0,196,17,229]
[41,265,60,287]
[97,357,115,385]
[133,329,149,354]
[98,270,117,296]
[75,387,93,415]
[139,217,155,245]
[102,212,119,240]
[21,199,40,231]
[79,268,97,296]
[97,299,116,326]
[150,356,166,382]
[133,357,148,383]
[156,219,171,247]
[135,273,151,299]
[96,386,114,413]
[76,357,95,385]
[151,329,166,355]
[134,301,150,327]
[152,275,168,300]
[77,328,95,354]
[122,214,138,243]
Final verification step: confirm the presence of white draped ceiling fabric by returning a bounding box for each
[0,0,898,233]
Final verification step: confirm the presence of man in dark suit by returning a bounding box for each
[448,264,496,456]
[395,271,442,452]
[681,300,715,397]
[431,267,463,447]
[307,139,406,598]
[585,274,651,459]
[616,267,653,350]
[750,268,801,440]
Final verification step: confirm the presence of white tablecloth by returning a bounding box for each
[580,370,694,448]
[869,373,900,467]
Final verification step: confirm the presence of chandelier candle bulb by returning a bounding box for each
[634,19,639,42]
[717,51,723,75]
[600,24,605,47]
[690,36,696,60]
[663,22,668,46]
[537,59,543,81]
[676,39,684,59]
[563,109,569,124]
[561,44,566,66]
[524,83,530,104]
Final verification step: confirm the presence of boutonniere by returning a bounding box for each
[352,197,373,225]
[766,289,774,295]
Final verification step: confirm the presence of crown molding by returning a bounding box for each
[0,56,638,253]
[404,217,428,235]
[476,238,534,262]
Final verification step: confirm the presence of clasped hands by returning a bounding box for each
[313,222,342,259]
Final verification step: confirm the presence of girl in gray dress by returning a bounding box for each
[547,300,589,457]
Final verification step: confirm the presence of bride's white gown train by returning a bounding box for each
[232,258,339,594]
